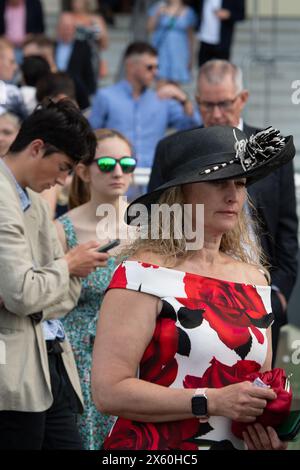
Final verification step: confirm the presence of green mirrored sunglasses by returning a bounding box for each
[95,156,137,173]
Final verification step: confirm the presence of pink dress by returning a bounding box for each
[103,260,273,450]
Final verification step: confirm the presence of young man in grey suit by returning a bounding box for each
[0,99,109,449]
[149,60,298,365]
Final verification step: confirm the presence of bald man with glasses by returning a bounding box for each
[149,59,298,365]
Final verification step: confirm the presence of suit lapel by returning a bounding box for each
[24,204,39,267]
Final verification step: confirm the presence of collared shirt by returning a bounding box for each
[88,79,201,168]
[198,0,222,45]
[0,157,30,211]
[0,158,65,341]
[55,41,74,72]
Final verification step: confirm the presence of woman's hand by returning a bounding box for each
[243,423,288,450]
[208,381,277,423]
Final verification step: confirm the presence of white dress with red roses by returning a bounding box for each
[103,261,274,450]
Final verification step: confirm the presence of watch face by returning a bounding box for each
[192,395,208,417]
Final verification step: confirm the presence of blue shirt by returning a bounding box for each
[55,41,74,72]
[88,80,201,168]
[0,159,65,341]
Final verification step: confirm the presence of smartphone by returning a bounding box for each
[97,239,120,253]
[277,409,300,441]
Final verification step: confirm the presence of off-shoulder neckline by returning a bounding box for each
[122,260,270,289]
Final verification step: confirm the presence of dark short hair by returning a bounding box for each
[36,72,76,103]
[9,99,96,164]
[124,41,157,60]
[21,55,51,87]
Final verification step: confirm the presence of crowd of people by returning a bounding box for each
[0,0,298,452]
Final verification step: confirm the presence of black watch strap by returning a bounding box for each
[191,388,209,421]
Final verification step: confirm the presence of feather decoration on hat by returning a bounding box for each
[234,126,286,172]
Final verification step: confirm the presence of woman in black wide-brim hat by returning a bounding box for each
[92,125,295,450]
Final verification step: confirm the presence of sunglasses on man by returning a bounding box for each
[94,156,137,173]
[145,63,158,71]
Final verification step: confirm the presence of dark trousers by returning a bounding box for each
[198,41,231,67]
[0,342,83,450]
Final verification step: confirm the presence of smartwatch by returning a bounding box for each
[191,388,209,421]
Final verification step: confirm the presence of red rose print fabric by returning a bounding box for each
[103,261,275,450]
[184,357,292,438]
[182,276,273,358]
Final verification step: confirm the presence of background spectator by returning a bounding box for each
[89,41,200,172]
[20,54,51,113]
[196,0,245,66]
[36,71,77,105]
[55,12,97,109]
[0,0,44,63]
[69,0,108,80]
[147,0,197,85]
[23,35,57,72]
[0,110,20,155]
[55,128,136,449]
[0,38,27,118]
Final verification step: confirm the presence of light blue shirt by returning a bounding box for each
[55,41,74,72]
[0,159,65,341]
[88,80,201,168]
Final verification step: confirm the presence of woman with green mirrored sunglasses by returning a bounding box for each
[54,129,135,450]
[95,156,137,174]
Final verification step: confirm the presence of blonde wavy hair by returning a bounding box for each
[119,185,269,276]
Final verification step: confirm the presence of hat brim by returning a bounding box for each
[126,135,294,225]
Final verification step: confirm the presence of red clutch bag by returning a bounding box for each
[184,358,292,440]
[231,367,292,439]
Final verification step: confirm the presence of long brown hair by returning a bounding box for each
[68,129,133,209]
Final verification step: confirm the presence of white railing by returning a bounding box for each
[132,167,151,187]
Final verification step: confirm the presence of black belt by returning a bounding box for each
[46,339,63,355]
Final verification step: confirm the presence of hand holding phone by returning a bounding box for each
[97,239,120,253]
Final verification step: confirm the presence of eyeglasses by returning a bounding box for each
[145,63,158,71]
[197,94,240,112]
[95,156,137,173]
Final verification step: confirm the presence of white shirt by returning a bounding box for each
[198,0,222,45]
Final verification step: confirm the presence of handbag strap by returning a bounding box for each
[154,5,182,49]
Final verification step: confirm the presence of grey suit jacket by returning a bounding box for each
[0,162,83,412]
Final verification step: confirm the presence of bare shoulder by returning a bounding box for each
[239,261,269,286]
[63,204,88,231]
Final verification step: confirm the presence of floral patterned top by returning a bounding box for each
[58,215,116,449]
[103,260,274,450]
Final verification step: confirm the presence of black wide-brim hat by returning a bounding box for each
[126,125,295,224]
